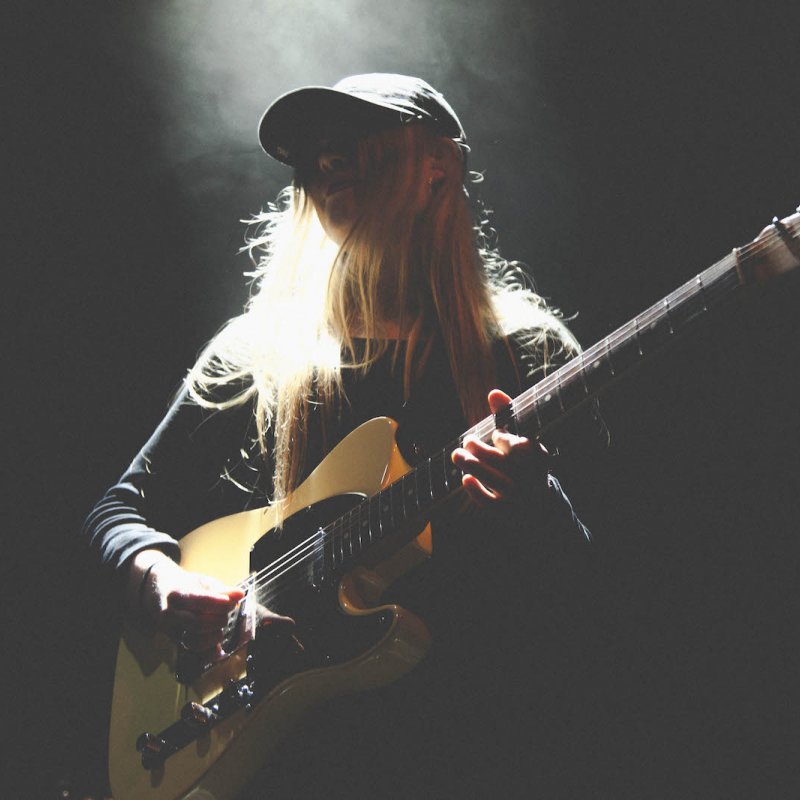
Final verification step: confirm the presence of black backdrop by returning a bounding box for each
[6,1,800,797]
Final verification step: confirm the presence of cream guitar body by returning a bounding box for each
[109,416,433,800]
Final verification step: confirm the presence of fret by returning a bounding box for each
[695,262,738,306]
[663,281,711,331]
[533,394,543,434]
[582,345,612,395]
[505,400,520,435]
[331,517,344,565]
[517,387,544,435]
[404,475,414,519]
[344,505,357,560]
[444,451,461,493]
[333,518,344,569]
[557,364,591,414]
[402,471,419,523]
[554,371,565,412]
[389,477,406,530]
[429,450,449,501]
[579,356,590,396]
[696,274,708,311]
[416,456,435,511]
[605,336,615,376]
[634,317,643,356]
[358,498,372,551]
[379,486,393,532]
[322,525,334,579]
[663,297,674,335]
[368,493,383,540]
[531,387,561,430]
[609,319,644,371]
[341,510,354,559]
[494,400,517,434]
[352,505,364,556]
[636,307,674,353]
[340,516,350,562]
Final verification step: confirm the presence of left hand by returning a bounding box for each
[451,389,550,507]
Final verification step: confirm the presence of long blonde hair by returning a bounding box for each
[187,123,579,516]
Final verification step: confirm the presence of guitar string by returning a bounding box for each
[241,464,428,591]
[235,225,796,606]
[217,220,800,640]
[238,253,723,606]
[240,462,445,606]
[488,217,800,433]
[228,220,800,620]
[462,254,739,446]
[232,446,461,614]
[235,431,460,602]
[498,254,742,432]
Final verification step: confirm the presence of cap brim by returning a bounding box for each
[258,87,413,166]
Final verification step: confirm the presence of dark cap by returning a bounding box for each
[258,73,466,166]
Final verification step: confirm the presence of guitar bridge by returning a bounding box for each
[137,626,308,770]
[136,673,256,770]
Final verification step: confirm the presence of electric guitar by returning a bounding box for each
[109,209,799,800]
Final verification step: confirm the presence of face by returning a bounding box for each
[299,134,365,247]
[297,126,445,248]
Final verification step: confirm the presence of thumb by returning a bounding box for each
[257,606,296,628]
[198,574,246,602]
[487,388,513,415]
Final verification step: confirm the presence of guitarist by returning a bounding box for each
[84,74,599,795]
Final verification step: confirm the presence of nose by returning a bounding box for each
[317,150,350,174]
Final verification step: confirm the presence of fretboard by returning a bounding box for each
[494,249,743,441]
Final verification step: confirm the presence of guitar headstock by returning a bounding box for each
[737,206,800,285]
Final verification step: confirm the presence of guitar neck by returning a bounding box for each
[499,248,745,441]
[311,210,800,579]
[503,212,799,441]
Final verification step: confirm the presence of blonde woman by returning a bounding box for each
[85,74,595,793]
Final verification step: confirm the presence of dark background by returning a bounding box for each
[6,1,800,797]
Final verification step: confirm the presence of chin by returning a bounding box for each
[321,215,357,247]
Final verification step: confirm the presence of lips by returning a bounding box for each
[327,180,355,197]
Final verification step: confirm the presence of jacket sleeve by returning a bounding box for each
[82,386,264,577]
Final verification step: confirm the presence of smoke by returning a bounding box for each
[118,0,553,166]
[98,0,570,291]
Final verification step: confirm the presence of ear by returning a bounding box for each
[427,152,448,187]
[427,137,457,186]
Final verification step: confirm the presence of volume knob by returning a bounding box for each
[136,732,167,770]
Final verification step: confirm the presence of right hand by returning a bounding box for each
[128,549,245,653]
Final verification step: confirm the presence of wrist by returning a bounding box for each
[126,549,172,625]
